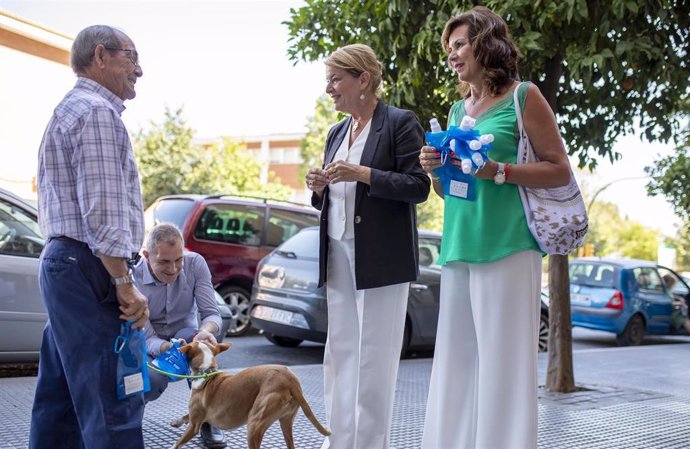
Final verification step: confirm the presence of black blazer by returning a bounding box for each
[313,100,430,290]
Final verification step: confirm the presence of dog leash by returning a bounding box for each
[146,363,224,380]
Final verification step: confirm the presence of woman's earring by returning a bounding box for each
[360,93,365,101]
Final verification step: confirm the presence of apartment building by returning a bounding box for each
[0,9,73,199]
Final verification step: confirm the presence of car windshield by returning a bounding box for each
[569,262,617,288]
[276,228,319,259]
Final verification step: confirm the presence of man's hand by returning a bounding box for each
[159,341,173,353]
[193,329,218,346]
[116,284,149,329]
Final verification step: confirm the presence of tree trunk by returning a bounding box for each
[545,254,575,392]
[535,58,576,393]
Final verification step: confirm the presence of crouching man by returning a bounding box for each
[134,223,227,448]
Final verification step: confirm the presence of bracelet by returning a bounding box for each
[505,162,511,181]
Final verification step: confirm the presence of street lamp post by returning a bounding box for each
[586,176,648,214]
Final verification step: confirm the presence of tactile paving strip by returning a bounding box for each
[4,359,690,448]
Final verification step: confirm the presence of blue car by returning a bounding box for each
[569,257,690,346]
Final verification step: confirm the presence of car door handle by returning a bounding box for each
[411,283,428,291]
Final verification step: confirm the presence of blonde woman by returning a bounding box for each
[305,44,430,449]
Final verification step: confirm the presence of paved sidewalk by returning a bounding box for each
[2,344,690,448]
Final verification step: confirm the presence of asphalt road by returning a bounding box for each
[4,327,690,377]
[214,327,690,371]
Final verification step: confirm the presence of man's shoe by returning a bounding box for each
[200,422,226,448]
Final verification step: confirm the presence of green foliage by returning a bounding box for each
[285,0,690,170]
[133,108,291,207]
[615,221,659,260]
[132,107,200,207]
[645,126,690,223]
[584,194,660,261]
[191,138,293,201]
[668,223,690,271]
[300,94,341,178]
[417,191,444,231]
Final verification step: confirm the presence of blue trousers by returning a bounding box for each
[29,238,145,449]
[145,326,197,403]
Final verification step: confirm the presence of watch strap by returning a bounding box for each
[111,270,134,286]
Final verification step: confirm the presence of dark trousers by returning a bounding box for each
[29,238,145,449]
[145,326,197,402]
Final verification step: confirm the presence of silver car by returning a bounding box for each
[250,227,550,356]
[0,187,232,363]
[0,188,46,362]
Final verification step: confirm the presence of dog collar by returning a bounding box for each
[147,363,223,380]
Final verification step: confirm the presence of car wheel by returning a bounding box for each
[538,312,549,353]
[218,285,252,336]
[616,315,645,346]
[265,334,304,347]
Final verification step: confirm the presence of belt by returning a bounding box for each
[49,236,140,264]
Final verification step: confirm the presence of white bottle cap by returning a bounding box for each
[469,140,482,151]
[471,152,484,167]
[429,118,442,133]
[460,115,476,131]
[461,159,473,174]
[479,134,494,144]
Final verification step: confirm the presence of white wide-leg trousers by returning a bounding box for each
[321,237,409,449]
[422,250,541,449]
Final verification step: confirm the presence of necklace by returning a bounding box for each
[352,116,370,132]
[469,91,490,106]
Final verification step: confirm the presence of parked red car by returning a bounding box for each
[144,194,319,336]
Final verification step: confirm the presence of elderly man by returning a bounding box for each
[134,223,226,448]
[30,25,148,449]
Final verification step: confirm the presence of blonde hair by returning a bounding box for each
[325,44,383,97]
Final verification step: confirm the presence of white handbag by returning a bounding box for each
[513,83,589,255]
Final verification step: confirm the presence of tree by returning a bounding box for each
[134,108,291,207]
[299,94,341,180]
[646,126,690,224]
[285,0,690,392]
[669,223,690,271]
[197,137,293,200]
[133,107,201,207]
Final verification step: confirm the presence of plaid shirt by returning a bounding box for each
[37,77,144,258]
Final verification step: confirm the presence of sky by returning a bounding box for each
[0,0,683,238]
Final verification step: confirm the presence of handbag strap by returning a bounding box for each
[513,82,535,164]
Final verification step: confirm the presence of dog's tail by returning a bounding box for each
[291,381,331,436]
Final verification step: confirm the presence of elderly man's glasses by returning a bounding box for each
[105,47,140,66]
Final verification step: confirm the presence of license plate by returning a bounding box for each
[254,306,294,325]
[571,293,591,306]
[270,309,294,325]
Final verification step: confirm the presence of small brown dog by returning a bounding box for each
[170,341,331,449]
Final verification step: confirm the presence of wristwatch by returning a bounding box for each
[111,269,134,286]
[494,162,506,185]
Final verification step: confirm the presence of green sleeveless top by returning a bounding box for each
[438,82,542,265]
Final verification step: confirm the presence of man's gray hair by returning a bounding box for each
[70,25,125,74]
[146,223,184,254]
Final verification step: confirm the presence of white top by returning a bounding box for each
[327,119,371,240]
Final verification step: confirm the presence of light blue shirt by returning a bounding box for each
[37,77,144,258]
[135,252,222,356]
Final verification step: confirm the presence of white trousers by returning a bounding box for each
[321,237,409,449]
[422,250,541,449]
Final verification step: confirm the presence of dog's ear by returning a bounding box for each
[179,341,196,354]
[215,342,232,354]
